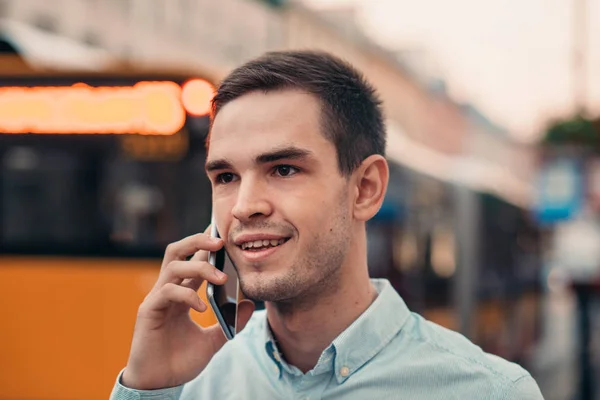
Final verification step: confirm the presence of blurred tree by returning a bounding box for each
[254,0,287,7]
[542,115,600,152]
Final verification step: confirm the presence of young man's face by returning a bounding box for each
[205,89,354,302]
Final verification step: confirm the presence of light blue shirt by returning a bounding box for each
[110,279,544,399]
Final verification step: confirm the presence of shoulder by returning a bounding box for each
[405,313,529,379]
[503,375,545,399]
[388,312,543,398]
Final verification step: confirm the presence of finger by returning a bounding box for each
[158,260,228,287]
[190,225,216,262]
[189,250,206,262]
[181,278,203,292]
[235,299,256,333]
[162,231,223,266]
[148,282,207,313]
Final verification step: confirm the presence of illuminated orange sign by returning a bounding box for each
[181,79,215,117]
[0,80,213,135]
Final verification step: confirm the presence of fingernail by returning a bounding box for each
[209,236,221,243]
[214,269,226,279]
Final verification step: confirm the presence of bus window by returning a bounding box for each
[1,146,106,249]
[0,133,213,256]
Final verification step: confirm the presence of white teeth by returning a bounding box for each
[241,238,288,250]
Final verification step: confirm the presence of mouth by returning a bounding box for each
[239,237,290,251]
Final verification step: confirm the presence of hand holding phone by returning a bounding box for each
[120,224,254,391]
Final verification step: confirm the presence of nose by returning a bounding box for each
[231,176,273,222]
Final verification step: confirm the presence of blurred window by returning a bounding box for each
[0,133,212,258]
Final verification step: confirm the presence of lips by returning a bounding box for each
[233,233,292,261]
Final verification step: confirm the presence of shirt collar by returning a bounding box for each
[261,279,411,383]
[264,334,284,378]
[263,314,290,378]
[331,279,410,383]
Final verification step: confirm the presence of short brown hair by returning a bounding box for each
[209,50,386,175]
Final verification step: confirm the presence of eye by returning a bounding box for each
[216,172,238,184]
[274,165,299,177]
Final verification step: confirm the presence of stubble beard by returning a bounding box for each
[240,191,352,309]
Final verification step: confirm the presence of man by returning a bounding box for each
[111,50,544,399]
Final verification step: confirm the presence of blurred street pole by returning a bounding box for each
[572,0,588,115]
[572,1,593,398]
[574,283,593,400]
[453,185,480,339]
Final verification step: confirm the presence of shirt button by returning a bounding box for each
[273,351,280,361]
[340,366,350,377]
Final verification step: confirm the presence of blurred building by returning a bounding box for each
[0,0,533,204]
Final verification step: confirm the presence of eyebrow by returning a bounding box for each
[256,146,314,164]
[205,146,314,173]
[205,159,233,173]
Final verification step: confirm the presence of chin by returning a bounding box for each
[239,270,300,303]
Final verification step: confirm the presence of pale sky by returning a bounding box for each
[304,0,600,143]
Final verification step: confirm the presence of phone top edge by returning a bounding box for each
[209,213,219,239]
[208,211,219,267]
[208,250,216,267]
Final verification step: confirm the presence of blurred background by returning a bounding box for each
[0,0,598,399]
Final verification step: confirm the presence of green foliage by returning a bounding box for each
[543,115,600,151]
[255,0,287,7]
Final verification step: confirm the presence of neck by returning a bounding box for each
[265,232,377,373]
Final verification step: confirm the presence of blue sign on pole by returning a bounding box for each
[372,199,403,222]
[534,158,583,224]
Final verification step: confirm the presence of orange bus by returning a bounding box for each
[0,53,221,400]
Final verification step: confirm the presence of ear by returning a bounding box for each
[352,155,389,222]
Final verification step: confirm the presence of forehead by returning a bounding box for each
[207,89,332,161]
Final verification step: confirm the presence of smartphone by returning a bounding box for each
[206,217,245,340]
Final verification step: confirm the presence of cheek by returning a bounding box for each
[212,196,237,232]
[281,191,340,229]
